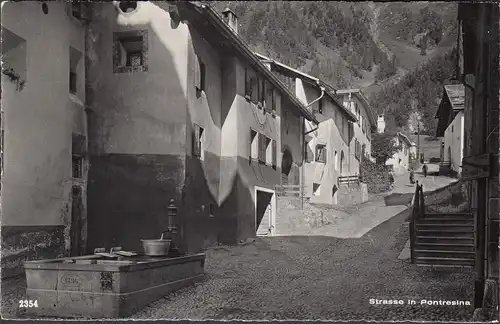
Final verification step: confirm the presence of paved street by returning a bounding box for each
[131,168,473,321]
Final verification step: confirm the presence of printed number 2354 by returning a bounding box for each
[19,300,38,308]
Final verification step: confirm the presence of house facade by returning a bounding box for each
[337,89,377,173]
[435,84,465,177]
[254,54,373,205]
[1,1,89,278]
[457,2,499,319]
[1,1,316,278]
[385,132,414,175]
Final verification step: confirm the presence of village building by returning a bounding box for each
[375,114,416,173]
[435,84,465,177]
[255,54,375,205]
[0,1,318,278]
[457,2,499,320]
[384,132,414,175]
[336,89,377,173]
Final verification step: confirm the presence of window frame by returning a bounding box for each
[315,144,327,163]
[113,30,148,73]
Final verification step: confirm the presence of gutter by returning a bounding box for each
[191,2,318,124]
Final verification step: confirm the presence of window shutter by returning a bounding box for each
[323,147,327,163]
[193,124,200,156]
[272,139,277,167]
[194,55,201,90]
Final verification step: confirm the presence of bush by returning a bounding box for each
[360,158,391,194]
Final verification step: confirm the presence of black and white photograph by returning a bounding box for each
[0,0,499,322]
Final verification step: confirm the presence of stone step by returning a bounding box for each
[414,242,475,252]
[423,212,473,219]
[415,256,475,267]
[416,229,474,237]
[416,218,473,224]
[413,249,475,258]
[416,236,474,244]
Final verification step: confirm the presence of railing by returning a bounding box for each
[439,161,451,167]
[409,181,425,263]
[275,185,304,198]
[338,175,362,186]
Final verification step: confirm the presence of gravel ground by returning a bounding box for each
[129,208,474,321]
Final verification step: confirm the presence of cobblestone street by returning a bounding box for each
[130,168,473,321]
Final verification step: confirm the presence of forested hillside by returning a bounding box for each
[211,1,458,135]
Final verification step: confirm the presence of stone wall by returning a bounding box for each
[337,183,369,206]
[1,226,65,279]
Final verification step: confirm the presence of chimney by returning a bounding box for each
[377,114,386,134]
[222,8,238,34]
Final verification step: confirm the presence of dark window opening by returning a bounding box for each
[69,71,77,94]
[72,156,83,179]
[193,124,204,158]
[113,32,147,73]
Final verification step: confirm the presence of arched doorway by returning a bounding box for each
[340,150,345,175]
[281,148,293,185]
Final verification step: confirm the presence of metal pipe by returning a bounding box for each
[304,86,325,135]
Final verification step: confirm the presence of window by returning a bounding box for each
[318,99,323,114]
[334,151,338,170]
[315,144,327,163]
[259,79,266,105]
[250,129,258,160]
[313,183,321,196]
[245,68,252,99]
[195,55,206,92]
[271,139,277,169]
[113,30,148,73]
[193,124,204,158]
[258,134,270,164]
[72,155,83,179]
[69,72,77,94]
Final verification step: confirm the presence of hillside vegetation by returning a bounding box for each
[211,1,458,135]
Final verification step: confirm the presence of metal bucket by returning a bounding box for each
[141,232,172,256]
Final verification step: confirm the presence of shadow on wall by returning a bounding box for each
[86,20,191,254]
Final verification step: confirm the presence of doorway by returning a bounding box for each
[70,185,83,256]
[255,187,276,236]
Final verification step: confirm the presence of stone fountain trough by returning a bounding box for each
[23,253,205,318]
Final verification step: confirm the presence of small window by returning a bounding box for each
[313,183,321,196]
[195,55,206,92]
[334,151,338,170]
[244,68,252,99]
[113,31,148,73]
[193,124,204,158]
[315,144,327,163]
[69,46,82,95]
[69,72,77,94]
[72,155,83,179]
[258,134,271,164]
[250,129,258,160]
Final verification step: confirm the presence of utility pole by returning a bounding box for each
[417,122,420,166]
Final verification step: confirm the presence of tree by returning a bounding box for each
[371,133,401,164]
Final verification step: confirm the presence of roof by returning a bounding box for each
[174,2,318,124]
[336,89,377,130]
[444,84,465,110]
[254,53,357,123]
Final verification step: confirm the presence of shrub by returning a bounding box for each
[360,158,391,194]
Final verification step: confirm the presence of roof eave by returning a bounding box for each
[192,3,318,124]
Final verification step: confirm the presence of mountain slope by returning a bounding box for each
[210,1,458,134]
